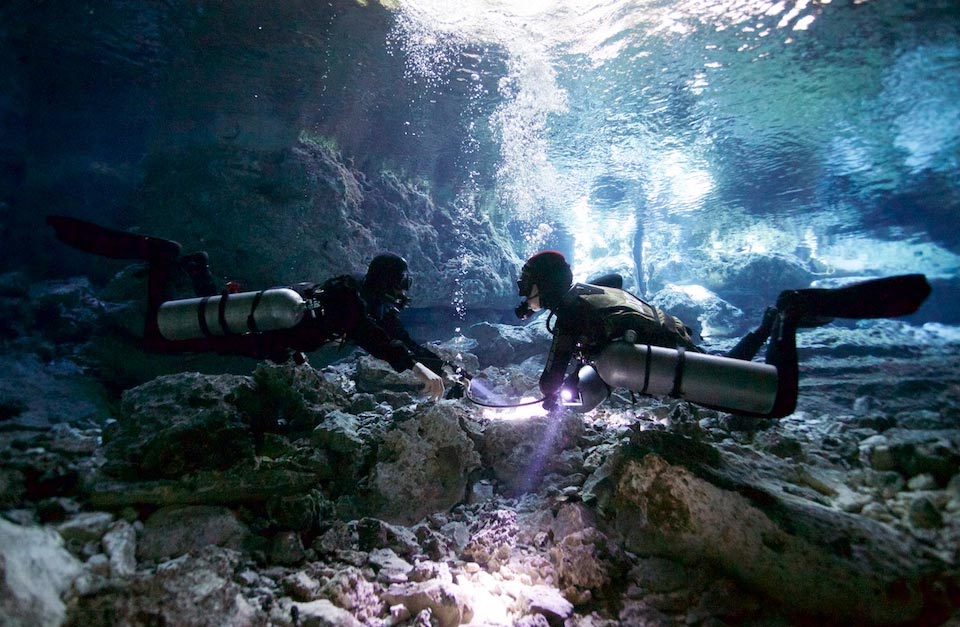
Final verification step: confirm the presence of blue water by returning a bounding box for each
[391,0,960,302]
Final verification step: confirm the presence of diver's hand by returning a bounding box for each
[413,362,444,401]
[542,393,559,412]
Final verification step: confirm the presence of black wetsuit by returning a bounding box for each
[540,282,702,399]
[540,281,802,418]
[145,270,443,375]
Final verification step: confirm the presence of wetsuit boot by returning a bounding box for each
[47,215,182,261]
[776,274,931,321]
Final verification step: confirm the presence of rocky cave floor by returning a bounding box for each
[1,274,959,627]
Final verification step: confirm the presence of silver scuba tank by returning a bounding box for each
[157,288,306,341]
[594,342,779,415]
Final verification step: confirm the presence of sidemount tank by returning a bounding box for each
[594,342,779,416]
[157,288,306,341]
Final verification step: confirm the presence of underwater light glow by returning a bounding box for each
[482,399,548,421]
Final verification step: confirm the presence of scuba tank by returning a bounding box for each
[593,342,779,415]
[157,288,306,341]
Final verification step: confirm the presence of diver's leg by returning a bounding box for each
[144,257,179,342]
[180,251,218,297]
[47,215,182,260]
[763,312,801,419]
[776,274,931,320]
[725,307,777,361]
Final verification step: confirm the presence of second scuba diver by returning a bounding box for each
[47,215,446,401]
[515,250,931,418]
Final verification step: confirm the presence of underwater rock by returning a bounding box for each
[103,372,255,480]
[482,413,585,496]
[312,410,364,454]
[646,251,814,315]
[131,134,518,309]
[549,527,614,604]
[320,565,385,622]
[102,519,137,577]
[381,580,475,627]
[67,546,260,627]
[137,505,250,562]
[270,531,307,566]
[356,517,421,559]
[0,518,83,627]
[859,428,960,485]
[463,321,551,368]
[56,511,115,545]
[273,598,363,627]
[0,352,113,430]
[602,450,932,624]
[355,354,421,395]
[518,584,574,626]
[462,509,519,568]
[366,403,480,525]
[1,307,957,625]
[648,283,745,340]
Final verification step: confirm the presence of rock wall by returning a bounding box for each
[5,0,517,308]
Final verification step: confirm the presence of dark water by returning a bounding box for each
[391,0,960,299]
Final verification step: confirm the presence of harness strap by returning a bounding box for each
[247,290,265,332]
[670,346,686,398]
[641,344,653,394]
[218,291,235,335]
[197,296,212,337]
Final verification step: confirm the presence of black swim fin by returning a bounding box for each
[47,215,182,261]
[776,274,931,320]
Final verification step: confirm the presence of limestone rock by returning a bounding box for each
[605,451,930,624]
[463,509,519,568]
[367,403,480,525]
[382,580,474,627]
[482,413,584,495]
[67,547,260,627]
[0,519,83,627]
[103,372,255,480]
[462,321,551,368]
[137,505,250,561]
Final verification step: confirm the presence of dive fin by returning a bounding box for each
[777,274,931,320]
[47,215,182,261]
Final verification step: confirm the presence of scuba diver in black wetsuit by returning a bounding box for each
[47,215,446,401]
[515,250,932,418]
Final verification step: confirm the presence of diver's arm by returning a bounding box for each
[540,333,576,406]
[379,307,447,376]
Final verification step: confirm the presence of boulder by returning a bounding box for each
[381,580,474,627]
[103,372,255,480]
[482,413,584,495]
[462,321,551,368]
[67,547,260,627]
[366,403,480,525]
[138,505,250,561]
[0,519,82,627]
[601,450,932,624]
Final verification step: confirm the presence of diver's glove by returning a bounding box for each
[543,393,560,412]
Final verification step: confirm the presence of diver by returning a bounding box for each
[46,215,446,401]
[514,250,931,418]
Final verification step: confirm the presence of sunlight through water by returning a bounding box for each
[390,0,960,297]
